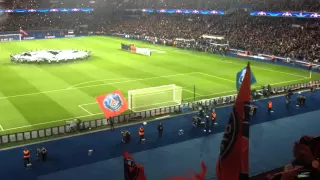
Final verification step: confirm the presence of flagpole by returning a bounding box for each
[194,85,196,101]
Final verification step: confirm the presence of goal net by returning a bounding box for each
[0,34,21,42]
[128,84,183,112]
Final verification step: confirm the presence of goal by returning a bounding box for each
[0,34,21,42]
[128,84,183,112]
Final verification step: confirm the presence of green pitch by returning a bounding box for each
[0,36,319,134]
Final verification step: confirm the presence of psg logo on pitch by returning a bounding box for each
[103,93,123,112]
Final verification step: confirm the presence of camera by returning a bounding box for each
[297,95,306,105]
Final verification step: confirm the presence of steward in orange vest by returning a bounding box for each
[308,62,312,70]
[23,149,31,169]
[212,112,217,121]
[268,100,273,113]
[139,126,145,143]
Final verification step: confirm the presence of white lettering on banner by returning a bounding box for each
[45,36,56,39]
[136,47,151,56]
[65,35,75,38]
[23,37,35,40]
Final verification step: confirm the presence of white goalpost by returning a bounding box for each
[128,84,183,112]
[0,34,22,42]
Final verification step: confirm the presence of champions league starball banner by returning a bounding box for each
[0,8,93,13]
[250,11,320,18]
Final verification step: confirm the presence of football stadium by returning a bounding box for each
[0,0,320,180]
[1,36,319,134]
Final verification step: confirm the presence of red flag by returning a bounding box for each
[166,162,207,180]
[216,63,251,180]
[96,90,128,118]
[123,151,147,180]
[19,29,28,36]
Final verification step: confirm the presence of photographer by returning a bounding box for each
[37,147,47,162]
[198,106,205,118]
[192,116,202,128]
[121,130,131,144]
[297,94,306,106]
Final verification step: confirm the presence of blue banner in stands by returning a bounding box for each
[250,11,320,18]
[0,8,93,13]
[142,9,225,15]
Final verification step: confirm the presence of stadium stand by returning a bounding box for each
[0,0,320,179]
[107,12,320,62]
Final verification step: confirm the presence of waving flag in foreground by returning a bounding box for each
[96,89,128,118]
[236,66,256,90]
[216,63,251,180]
[167,161,207,180]
[19,28,28,36]
[123,151,147,180]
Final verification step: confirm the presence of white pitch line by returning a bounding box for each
[80,102,98,106]
[78,105,93,115]
[197,72,235,83]
[110,37,312,79]
[252,77,310,88]
[1,113,103,131]
[184,89,237,100]
[183,89,202,96]
[0,72,197,100]
[0,125,3,131]
[67,77,131,89]
[0,77,310,132]
[159,48,309,79]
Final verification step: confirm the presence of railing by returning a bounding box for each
[0,80,319,145]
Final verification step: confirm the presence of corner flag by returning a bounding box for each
[96,90,128,118]
[216,63,251,180]
[236,66,256,90]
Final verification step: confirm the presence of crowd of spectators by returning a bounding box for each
[109,12,320,62]
[1,0,320,11]
[0,0,319,61]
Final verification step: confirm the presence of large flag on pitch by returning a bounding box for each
[123,151,147,180]
[96,89,128,118]
[19,28,28,36]
[166,161,207,180]
[236,66,256,90]
[216,63,251,180]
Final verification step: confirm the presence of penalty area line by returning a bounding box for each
[183,89,202,96]
[0,72,198,100]
[0,125,3,131]
[2,113,104,132]
[67,77,132,89]
[78,105,94,115]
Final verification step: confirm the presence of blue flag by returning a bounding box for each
[236,67,256,90]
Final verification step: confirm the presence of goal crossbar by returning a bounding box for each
[128,84,176,94]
